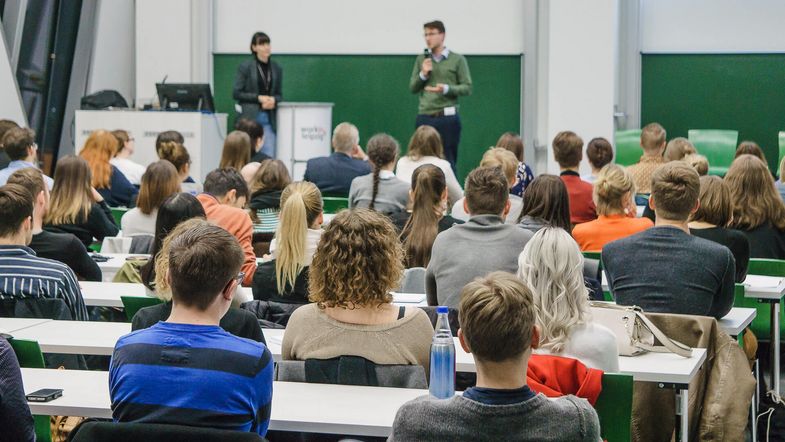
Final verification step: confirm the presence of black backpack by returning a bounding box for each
[80,90,128,110]
[758,391,785,441]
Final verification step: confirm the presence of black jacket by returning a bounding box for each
[252,260,310,304]
[131,302,266,344]
[248,189,283,212]
[233,58,283,130]
[44,201,119,248]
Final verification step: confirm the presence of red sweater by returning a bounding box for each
[197,194,257,286]
[560,172,597,224]
[526,353,604,405]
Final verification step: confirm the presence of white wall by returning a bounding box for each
[0,23,26,124]
[213,0,525,54]
[88,0,135,105]
[641,0,785,53]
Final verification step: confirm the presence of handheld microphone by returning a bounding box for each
[423,48,431,58]
[161,74,168,84]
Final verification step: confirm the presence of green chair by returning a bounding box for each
[9,339,51,442]
[735,259,785,340]
[687,129,739,177]
[582,251,612,302]
[614,129,642,167]
[322,196,349,214]
[596,372,633,442]
[110,207,129,226]
[778,131,785,176]
[121,296,163,322]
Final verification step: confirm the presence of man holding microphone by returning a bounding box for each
[409,20,473,173]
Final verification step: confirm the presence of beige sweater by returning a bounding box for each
[282,304,434,373]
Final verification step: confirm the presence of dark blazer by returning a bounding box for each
[303,152,371,196]
[233,58,283,130]
[44,201,119,248]
[97,166,138,208]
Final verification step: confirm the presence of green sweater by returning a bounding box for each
[409,51,472,114]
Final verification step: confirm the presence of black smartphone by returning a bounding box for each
[26,388,63,402]
[90,254,110,263]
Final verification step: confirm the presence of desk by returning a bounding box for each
[742,274,785,395]
[718,307,756,337]
[22,368,424,437]
[80,282,253,308]
[0,318,52,333]
[11,321,130,356]
[94,253,149,282]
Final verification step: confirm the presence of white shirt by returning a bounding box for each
[534,322,620,372]
[110,157,146,186]
[121,208,157,236]
[396,155,463,205]
[269,228,323,266]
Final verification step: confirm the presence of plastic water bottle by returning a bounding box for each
[429,306,455,399]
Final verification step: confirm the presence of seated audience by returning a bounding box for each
[248,159,291,234]
[235,117,270,163]
[303,122,370,195]
[0,336,35,441]
[0,127,53,188]
[0,183,87,320]
[735,140,766,163]
[9,168,101,281]
[241,161,261,185]
[516,174,572,234]
[282,209,433,370]
[157,138,202,195]
[452,147,521,224]
[121,161,181,236]
[220,130,252,171]
[689,176,749,282]
[80,129,138,207]
[663,137,696,162]
[627,122,666,194]
[582,137,613,183]
[197,168,256,285]
[427,166,533,308]
[110,220,273,436]
[778,155,785,201]
[349,133,409,215]
[110,130,146,185]
[683,153,709,176]
[390,164,463,268]
[572,164,653,251]
[552,131,596,224]
[518,228,619,371]
[396,125,463,205]
[726,154,785,259]
[0,119,20,169]
[253,182,322,304]
[44,156,119,248]
[603,162,735,319]
[496,132,534,197]
[389,272,600,442]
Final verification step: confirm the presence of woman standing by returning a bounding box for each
[233,32,283,159]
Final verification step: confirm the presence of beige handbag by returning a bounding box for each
[589,301,693,357]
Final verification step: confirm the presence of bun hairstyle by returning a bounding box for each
[593,164,635,216]
[366,133,400,211]
[157,141,191,173]
[401,164,446,268]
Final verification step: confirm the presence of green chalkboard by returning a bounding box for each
[641,54,785,172]
[213,54,521,181]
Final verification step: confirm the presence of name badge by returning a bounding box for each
[444,106,456,116]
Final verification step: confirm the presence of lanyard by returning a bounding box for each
[257,63,271,92]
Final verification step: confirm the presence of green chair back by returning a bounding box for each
[110,207,129,226]
[734,259,785,340]
[614,129,642,167]
[322,196,349,214]
[581,251,612,301]
[9,339,51,442]
[778,131,785,176]
[121,296,163,322]
[687,129,739,176]
[596,372,633,442]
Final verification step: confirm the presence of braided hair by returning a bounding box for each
[365,133,399,211]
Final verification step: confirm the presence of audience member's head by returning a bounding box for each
[45,156,94,225]
[735,141,766,163]
[726,154,785,231]
[8,168,48,222]
[137,161,181,216]
[463,166,509,217]
[664,137,696,162]
[332,122,360,154]
[586,137,613,172]
[649,161,700,222]
[593,164,635,216]
[517,227,588,353]
[366,133,400,211]
[458,271,537,364]
[309,208,403,308]
[406,125,443,160]
[157,141,191,179]
[111,129,134,157]
[683,153,709,176]
[203,168,249,208]
[141,192,206,294]
[0,184,33,244]
[402,164,447,268]
[552,131,583,170]
[689,175,732,227]
[496,132,524,162]
[240,162,261,184]
[249,159,291,197]
[275,182,323,294]
[0,119,20,151]
[480,147,518,190]
[516,174,571,231]
[640,123,666,155]
[79,129,117,189]
[220,130,252,171]
[234,118,265,154]
[2,127,37,162]
[155,130,184,154]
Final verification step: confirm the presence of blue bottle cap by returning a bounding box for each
[436,306,449,314]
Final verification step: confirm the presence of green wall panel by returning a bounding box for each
[214,54,521,181]
[641,54,785,172]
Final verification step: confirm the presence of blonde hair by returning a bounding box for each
[593,164,635,216]
[332,122,359,153]
[45,156,94,225]
[274,182,323,295]
[683,153,709,176]
[79,130,118,188]
[641,123,666,153]
[480,147,518,187]
[664,137,696,162]
[517,227,589,353]
[406,125,443,160]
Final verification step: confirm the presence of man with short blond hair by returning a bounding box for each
[390,272,600,441]
[627,122,666,194]
[553,131,596,224]
[303,122,370,195]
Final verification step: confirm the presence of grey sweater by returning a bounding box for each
[388,393,600,442]
[426,214,534,308]
[348,173,410,215]
[603,226,735,319]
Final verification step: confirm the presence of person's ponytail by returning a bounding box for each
[275,191,308,294]
[401,164,445,267]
